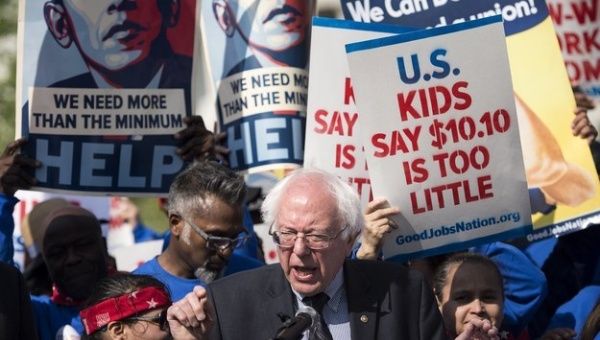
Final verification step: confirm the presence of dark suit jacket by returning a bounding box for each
[207,260,447,340]
[50,54,192,113]
[0,262,38,340]
[226,55,262,77]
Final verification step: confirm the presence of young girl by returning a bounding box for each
[80,273,210,339]
[433,253,503,340]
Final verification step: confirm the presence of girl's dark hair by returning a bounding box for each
[432,252,504,302]
[81,273,171,339]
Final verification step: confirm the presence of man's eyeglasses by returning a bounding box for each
[128,309,169,331]
[183,216,249,252]
[269,225,347,250]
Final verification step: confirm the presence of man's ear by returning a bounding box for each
[213,0,235,37]
[167,0,181,28]
[106,321,126,339]
[44,2,72,48]
[169,214,184,236]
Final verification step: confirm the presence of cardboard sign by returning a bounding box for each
[346,17,532,260]
[341,0,600,243]
[16,0,199,195]
[305,17,413,207]
[200,1,315,173]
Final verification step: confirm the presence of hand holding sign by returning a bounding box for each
[346,17,531,260]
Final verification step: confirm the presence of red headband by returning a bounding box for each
[80,286,170,335]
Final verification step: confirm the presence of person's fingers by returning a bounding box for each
[214,145,230,156]
[572,112,589,129]
[167,304,191,328]
[572,120,597,144]
[1,139,27,157]
[215,131,226,143]
[177,134,212,160]
[454,321,476,340]
[365,199,400,220]
[186,115,207,129]
[368,206,401,219]
[13,154,41,169]
[365,197,389,214]
[574,94,595,110]
[175,116,208,141]
[581,126,598,144]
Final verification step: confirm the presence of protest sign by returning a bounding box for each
[546,0,600,161]
[200,1,313,173]
[16,0,198,195]
[341,0,600,240]
[305,17,413,207]
[547,0,600,99]
[109,240,164,272]
[346,17,532,260]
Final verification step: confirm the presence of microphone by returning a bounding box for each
[272,306,318,340]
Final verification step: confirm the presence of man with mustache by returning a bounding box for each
[212,0,311,76]
[134,161,262,301]
[44,0,192,110]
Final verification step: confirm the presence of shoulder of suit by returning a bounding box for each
[209,264,281,290]
[345,259,426,281]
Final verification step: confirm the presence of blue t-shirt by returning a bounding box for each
[133,254,263,301]
[134,257,203,301]
[30,295,83,340]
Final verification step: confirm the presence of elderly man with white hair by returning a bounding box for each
[201,168,446,340]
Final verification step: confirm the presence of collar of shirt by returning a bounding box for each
[89,65,164,89]
[292,267,345,312]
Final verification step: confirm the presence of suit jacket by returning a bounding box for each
[207,260,447,340]
[0,262,38,340]
[50,54,192,113]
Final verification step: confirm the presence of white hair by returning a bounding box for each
[261,168,363,241]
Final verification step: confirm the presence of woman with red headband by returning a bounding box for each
[80,273,211,339]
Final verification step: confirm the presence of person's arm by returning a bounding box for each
[0,139,39,265]
[167,285,214,340]
[175,116,229,164]
[471,242,548,335]
[355,198,400,260]
[571,106,598,144]
[0,194,19,265]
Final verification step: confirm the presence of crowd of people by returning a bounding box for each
[0,0,599,339]
[0,107,599,339]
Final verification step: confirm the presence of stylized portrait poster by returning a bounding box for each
[341,0,600,239]
[305,17,413,208]
[547,0,600,99]
[347,17,532,261]
[16,0,198,195]
[200,0,314,173]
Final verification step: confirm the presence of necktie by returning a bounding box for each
[302,293,333,340]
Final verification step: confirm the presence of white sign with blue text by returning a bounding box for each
[305,17,413,208]
[346,17,532,261]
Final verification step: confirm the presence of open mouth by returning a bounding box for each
[292,266,317,281]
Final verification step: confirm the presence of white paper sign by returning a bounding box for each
[305,17,413,208]
[110,240,164,272]
[346,17,532,260]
